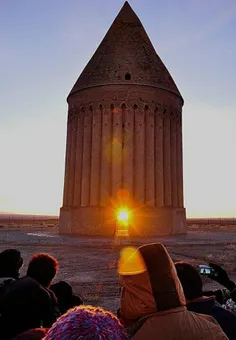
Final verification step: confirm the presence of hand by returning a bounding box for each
[208,263,235,291]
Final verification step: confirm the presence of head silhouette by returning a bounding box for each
[0,249,23,279]
[27,253,58,287]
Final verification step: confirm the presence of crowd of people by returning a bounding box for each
[0,244,236,339]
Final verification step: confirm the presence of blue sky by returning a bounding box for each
[0,0,235,216]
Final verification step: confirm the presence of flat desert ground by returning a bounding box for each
[0,226,236,312]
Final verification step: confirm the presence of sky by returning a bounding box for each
[0,0,235,217]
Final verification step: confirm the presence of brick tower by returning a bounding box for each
[59,1,186,236]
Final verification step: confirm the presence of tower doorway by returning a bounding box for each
[115,209,130,237]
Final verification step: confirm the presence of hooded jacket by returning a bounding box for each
[119,243,228,340]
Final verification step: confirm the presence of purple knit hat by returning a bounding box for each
[45,305,128,340]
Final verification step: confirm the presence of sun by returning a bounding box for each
[117,209,130,223]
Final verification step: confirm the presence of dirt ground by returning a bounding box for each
[0,227,236,312]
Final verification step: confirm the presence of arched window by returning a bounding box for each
[125,72,131,80]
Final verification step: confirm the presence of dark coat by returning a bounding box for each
[188,297,236,340]
[0,276,59,339]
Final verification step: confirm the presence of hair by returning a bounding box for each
[45,305,128,340]
[12,328,48,340]
[0,249,23,279]
[27,253,58,287]
[175,261,203,301]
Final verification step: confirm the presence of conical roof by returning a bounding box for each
[69,1,182,100]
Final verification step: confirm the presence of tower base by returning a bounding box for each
[59,206,187,236]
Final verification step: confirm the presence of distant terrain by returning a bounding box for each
[1,213,235,223]
[0,214,235,230]
[0,213,58,227]
[0,213,58,220]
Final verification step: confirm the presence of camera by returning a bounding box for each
[199,265,214,275]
